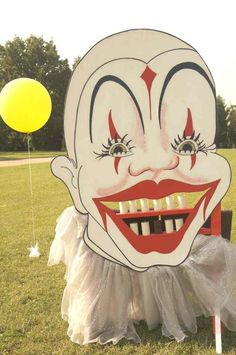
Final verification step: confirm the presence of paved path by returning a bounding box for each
[0,157,54,167]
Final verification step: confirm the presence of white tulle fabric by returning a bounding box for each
[48,207,236,345]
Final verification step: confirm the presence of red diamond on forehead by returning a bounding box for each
[140,65,157,93]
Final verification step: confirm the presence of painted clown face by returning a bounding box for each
[52,30,231,271]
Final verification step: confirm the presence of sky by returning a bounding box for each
[0,0,235,104]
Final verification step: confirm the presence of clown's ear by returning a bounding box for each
[51,156,87,214]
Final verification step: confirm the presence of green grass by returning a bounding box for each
[0,151,63,161]
[0,150,236,354]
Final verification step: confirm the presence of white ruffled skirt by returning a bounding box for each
[48,207,236,345]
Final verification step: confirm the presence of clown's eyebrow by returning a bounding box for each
[158,62,216,127]
[89,75,144,143]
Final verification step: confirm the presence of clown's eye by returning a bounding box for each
[94,134,135,160]
[109,142,130,156]
[176,139,198,155]
[171,132,208,155]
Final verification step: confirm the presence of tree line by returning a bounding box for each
[0,36,71,151]
[0,36,235,151]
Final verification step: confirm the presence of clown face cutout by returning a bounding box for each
[52,30,231,271]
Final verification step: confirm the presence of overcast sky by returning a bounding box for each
[1,0,235,103]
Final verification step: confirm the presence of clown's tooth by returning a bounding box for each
[165,196,174,209]
[140,222,150,236]
[175,194,185,230]
[165,219,174,233]
[128,200,139,235]
[175,218,183,231]
[177,194,186,208]
[153,199,162,211]
[140,199,150,235]
[129,200,137,213]
[119,201,128,214]
[152,199,161,234]
[165,196,174,233]
[140,198,149,211]
[129,222,139,235]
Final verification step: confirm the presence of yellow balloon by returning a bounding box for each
[0,78,52,133]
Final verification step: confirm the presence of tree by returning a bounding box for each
[0,36,72,151]
[226,105,236,148]
[72,56,81,70]
[215,96,228,148]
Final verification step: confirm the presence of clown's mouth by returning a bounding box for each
[93,179,219,254]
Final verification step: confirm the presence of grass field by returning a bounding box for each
[0,150,236,355]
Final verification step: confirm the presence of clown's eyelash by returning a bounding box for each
[171,131,216,155]
[94,134,135,160]
[171,131,205,150]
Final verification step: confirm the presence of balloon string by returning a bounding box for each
[27,134,36,245]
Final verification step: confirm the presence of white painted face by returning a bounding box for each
[52,30,231,271]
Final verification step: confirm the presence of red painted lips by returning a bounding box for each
[93,179,219,254]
